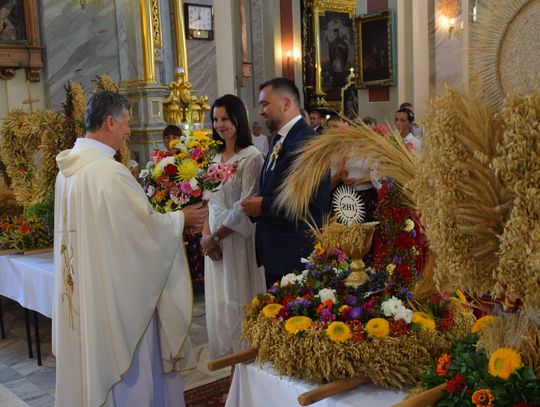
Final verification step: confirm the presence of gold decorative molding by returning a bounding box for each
[171,0,189,79]
[163,69,211,124]
[26,67,40,82]
[0,68,16,80]
[313,0,356,14]
[150,0,163,49]
[139,0,156,83]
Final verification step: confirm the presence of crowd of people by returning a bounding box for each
[52,78,425,406]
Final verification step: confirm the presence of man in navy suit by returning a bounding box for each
[242,77,331,286]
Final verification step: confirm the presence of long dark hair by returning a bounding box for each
[211,94,252,152]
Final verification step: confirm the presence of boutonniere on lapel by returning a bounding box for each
[269,141,282,171]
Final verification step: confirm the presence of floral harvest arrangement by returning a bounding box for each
[422,330,540,406]
[0,214,52,251]
[140,130,238,212]
[244,241,474,387]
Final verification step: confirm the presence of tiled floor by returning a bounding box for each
[0,286,228,406]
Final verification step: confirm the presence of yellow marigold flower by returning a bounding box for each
[169,138,180,149]
[261,303,283,318]
[326,321,352,342]
[365,318,390,338]
[471,388,494,407]
[386,263,396,274]
[285,316,312,334]
[471,315,495,333]
[154,190,167,203]
[251,296,260,307]
[412,312,436,330]
[152,164,163,178]
[178,160,197,181]
[314,242,325,256]
[403,219,415,232]
[488,347,522,380]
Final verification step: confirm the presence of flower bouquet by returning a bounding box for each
[0,214,53,252]
[243,239,474,388]
[140,130,239,213]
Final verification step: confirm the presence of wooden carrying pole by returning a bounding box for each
[298,376,369,406]
[391,383,445,407]
[207,347,258,371]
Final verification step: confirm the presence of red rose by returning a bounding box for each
[164,164,178,176]
[191,188,202,198]
[445,373,467,394]
[396,231,415,250]
[395,264,412,281]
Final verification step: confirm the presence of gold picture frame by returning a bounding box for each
[0,0,42,81]
[354,10,396,88]
[302,0,356,112]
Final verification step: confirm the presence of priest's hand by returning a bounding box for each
[182,202,208,228]
[241,196,263,218]
[206,246,223,261]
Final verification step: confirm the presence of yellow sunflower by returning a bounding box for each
[285,316,312,334]
[365,318,390,338]
[488,348,522,380]
[326,321,352,342]
[471,315,495,333]
[261,303,283,318]
[178,159,197,181]
[412,312,436,330]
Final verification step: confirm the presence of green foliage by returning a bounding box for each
[422,334,540,406]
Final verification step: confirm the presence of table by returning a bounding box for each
[0,250,54,365]
[0,251,54,318]
[226,362,408,407]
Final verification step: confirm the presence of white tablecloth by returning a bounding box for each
[225,362,407,407]
[0,251,54,318]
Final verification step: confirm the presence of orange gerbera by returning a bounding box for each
[436,353,451,377]
[471,389,494,407]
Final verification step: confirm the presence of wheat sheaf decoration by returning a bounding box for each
[274,124,418,223]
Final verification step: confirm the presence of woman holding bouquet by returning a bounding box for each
[201,94,266,358]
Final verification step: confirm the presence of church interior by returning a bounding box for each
[1,0,539,406]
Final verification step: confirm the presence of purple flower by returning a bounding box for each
[287,298,311,311]
[311,270,321,279]
[268,285,278,294]
[411,229,417,238]
[345,295,357,306]
[393,255,402,264]
[349,307,362,320]
[399,286,414,300]
[320,308,336,323]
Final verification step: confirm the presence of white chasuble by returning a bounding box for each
[53,145,195,407]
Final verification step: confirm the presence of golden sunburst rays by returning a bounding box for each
[471,0,538,110]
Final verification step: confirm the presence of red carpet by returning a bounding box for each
[184,377,231,407]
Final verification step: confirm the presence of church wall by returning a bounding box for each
[41,1,121,110]
[0,72,46,119]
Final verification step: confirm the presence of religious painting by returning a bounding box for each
[301,0,356,113]
[354,10,396,88]
[319,10,354,103]
[0,0,28,44]
[0,0,42,81]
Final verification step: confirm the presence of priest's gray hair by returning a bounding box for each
[85,91,131,133]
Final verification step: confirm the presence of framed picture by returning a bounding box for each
[0,0,42,80]
[302,0,356,112]
[354,10,396,88]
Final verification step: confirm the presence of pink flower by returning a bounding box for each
[180,181,193,195]
[190,147,203,160]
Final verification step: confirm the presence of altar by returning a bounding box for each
[225,362,407,407]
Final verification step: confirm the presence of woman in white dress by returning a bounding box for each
[201,94,266,359]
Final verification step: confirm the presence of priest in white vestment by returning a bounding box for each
[52,91,207,407]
